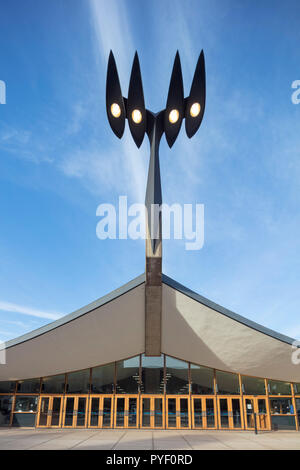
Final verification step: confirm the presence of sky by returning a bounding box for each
[0,0,300,344]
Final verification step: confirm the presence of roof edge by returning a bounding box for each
[1,273,146,351]
[162,274,297,346]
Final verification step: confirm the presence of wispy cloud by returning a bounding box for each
[88,0,147,202]
[0,301,62,321]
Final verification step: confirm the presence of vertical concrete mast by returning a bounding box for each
[145,111,164,356]
[106,50,206,357]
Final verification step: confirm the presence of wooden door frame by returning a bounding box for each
[88,395,114,428]
[243,396,270,431]
[166,395,191,430]
[62,395,89,428]
[217,396,243,430]
[37,396,51,428]
[140,395,165,429]
[191,396,217,429]
[114,395,139,429]
[37,395,63,428]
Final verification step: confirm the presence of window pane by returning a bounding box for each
[268,380,291,395]
[41,374,65,394]
[296,398,300,426]
[0,396,13,426]
[216,370,240,394]
[141,355,164,394]
[116,356,140,394]
[91,363,115,394]
[12,413,36,427]
[0,381,16,393]
[271,415,296,430]
[293,383,300,395]
[191,364,214,394]
[14,396,38,413]
[242,376,265,395]
[269,398,294,415]
[165,356,189,394]
[17,378,40,394]
[67,369,90,394]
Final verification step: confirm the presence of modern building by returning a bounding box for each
[1,51,299,432]
[0,272,299,431]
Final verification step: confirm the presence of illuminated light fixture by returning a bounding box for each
[190,102,201,117]
[132,109,142,124]
[169,109,179,124]
[111,102,121,118]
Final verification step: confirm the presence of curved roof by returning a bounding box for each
[1,274,145,352]
[0,273,298,382]
[162,274,296,346]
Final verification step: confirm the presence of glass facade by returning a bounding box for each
[269,398,294,415]
[271,416,296,430]
[12,413,37,427]
[0,396,13,426]
[0,381,16,393]
[294,383,300,395]
[296,398,300,428]
[190,364,214,394]
[14,396,38,413]
[91,363,115,394]
[242,376,265,395]
[116,356,140,394]
[67,369,90,394]
[141,355,164,394]
[41,374,65,394]
[268,380,291,396]
[17,378,40,394]
[216,370,240,394]
[1,354,299,430]
[166,356,189,394]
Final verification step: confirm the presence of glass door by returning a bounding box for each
[244,397,270,431]
[63,396,88,428]
[218,397,243,429]
[38,397,50,427]
[192,397,216,429]
[51,397,62,427]
[218,398,230,428]
[166,396,190,429]
[114,395,139,428]
[257,398,269,430]
[37,396,62,428]
[140,396,164,429]
[89,396,113,428]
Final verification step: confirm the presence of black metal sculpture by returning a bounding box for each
[106,50,206,355]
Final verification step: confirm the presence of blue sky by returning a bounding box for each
[0,0,300,343]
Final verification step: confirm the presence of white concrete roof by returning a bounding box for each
[0,274,299,382]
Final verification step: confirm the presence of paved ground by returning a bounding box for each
[0,429,299,450]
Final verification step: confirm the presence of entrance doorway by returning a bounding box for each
[62,396,88,428]
[166,396,190,429]
[218,397,243,429]
[37,396,62,427]
[140,395,164,428]
[88,395,113,428]
[114,395,139,428]
[191,397,217,429]
[244,397,269,430]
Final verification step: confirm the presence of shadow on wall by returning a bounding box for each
[161,284,300,381]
